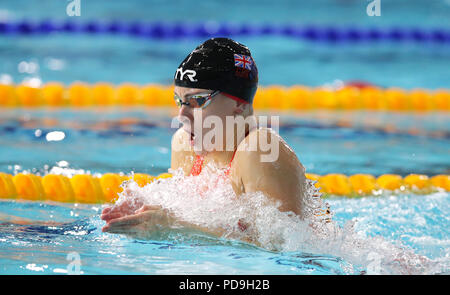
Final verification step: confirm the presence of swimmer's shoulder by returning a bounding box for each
[235,127,297,158]
[233,127,305,174]
[232,128,306,214]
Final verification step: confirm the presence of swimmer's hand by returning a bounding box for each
[102,205,174,239]
[100,189,144,223]
[102,204,231,241]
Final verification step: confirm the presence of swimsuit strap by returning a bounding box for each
[190,130,248,176]
[189,150,236,176]
[224,149,237,176]
[225,129,249,176]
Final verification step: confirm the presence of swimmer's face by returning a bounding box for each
[174,86,248,152]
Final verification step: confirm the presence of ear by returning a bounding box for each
[232,102,247,115]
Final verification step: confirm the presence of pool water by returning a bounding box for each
[0,0,449,275]
[0,109,448,176]
[1,1,450,88]
[0,186,448,274]
[0,110,449,275]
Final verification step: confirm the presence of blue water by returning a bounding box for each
[0,192,448,275]
[0,110,448,176]
[0,1,450,88]
[0,110,449,274]
[0,0,449,275]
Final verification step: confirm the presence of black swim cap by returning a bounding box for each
[174,37,258,104]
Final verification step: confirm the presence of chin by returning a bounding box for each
[193,148,208,156]
[181,126,191,136]
[193,150,204,156]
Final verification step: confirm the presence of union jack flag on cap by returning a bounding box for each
[234,54,253,70]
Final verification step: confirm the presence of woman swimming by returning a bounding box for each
[101,38,308,242]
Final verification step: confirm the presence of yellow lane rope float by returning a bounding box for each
[0,82,449,111]
[0,172,448,203]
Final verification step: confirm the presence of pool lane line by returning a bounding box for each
[0,172,448,203]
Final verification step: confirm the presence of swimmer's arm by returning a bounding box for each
[174,219,257,245]
[104,205,254,242]
[235,130,306,217]
[171,218,227,237]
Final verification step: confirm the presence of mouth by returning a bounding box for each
[182,127,196,145]
[189,132,196,146]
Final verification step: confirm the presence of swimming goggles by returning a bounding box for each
[174,90,220,109]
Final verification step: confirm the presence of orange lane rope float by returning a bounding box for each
[0,82,449,111]
[0,172,448,204]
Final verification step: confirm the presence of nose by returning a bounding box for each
[178,105,193,125]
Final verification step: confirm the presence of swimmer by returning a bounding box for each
[101,38,308,241]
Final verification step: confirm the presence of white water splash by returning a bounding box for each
[112,165,445,274]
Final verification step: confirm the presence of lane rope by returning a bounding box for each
[1,82,449,111]
[1,20,449,44]
[0,172,448,203]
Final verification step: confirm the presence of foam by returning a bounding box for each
[112,164,446,274]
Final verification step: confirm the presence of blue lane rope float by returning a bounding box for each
[0,20,449,44]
